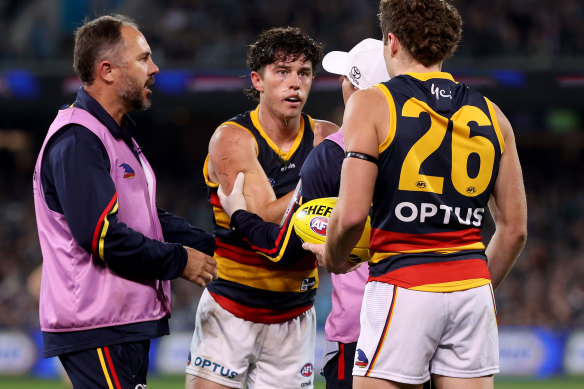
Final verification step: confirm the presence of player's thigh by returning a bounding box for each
[250,307,316,389]
[186,289,260,389]
[353,282,445,385]
[354,375,424,389]
[185,374,235,389]
[59,340,150,388]
[432,374,494,389]
[431,284,498,378]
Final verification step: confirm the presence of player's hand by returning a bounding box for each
[181,247,217,287]
[218,172,247,218]
[302,242,357,274]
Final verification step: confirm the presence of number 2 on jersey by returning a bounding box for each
[398,98,495,197]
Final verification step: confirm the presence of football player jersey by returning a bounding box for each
[368,72,504,292]
[204,106,317,323]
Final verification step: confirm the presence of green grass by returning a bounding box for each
[2,375,583,388]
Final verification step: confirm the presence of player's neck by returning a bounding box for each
[257,103,301,148]
[390,55,442,78]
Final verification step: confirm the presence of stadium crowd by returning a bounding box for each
[1,0,583,68]
[0,0,583,333]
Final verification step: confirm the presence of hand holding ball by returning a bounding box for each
[292,197,370,264]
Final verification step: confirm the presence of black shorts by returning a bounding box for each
[322,341,433,388]
[322,341,357,389]
[58,340,150,388]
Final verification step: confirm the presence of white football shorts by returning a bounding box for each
[353,281,499,384]
[186,289,317,388]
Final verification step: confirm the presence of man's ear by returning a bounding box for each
[387,32,399,57]
[96,60,115,83]
[250,70,264,93]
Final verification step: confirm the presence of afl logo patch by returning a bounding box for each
[309,216,328,236]
[300,363,313,377]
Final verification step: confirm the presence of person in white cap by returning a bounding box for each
[219,38,425,389]
[322,37,390,97]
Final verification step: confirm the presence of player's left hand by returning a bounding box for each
[302,242,358,274]
[218,172,247,218]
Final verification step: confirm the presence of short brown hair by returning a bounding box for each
[378,0,462,66]
[245,26,323,100]
[73,14,138,84]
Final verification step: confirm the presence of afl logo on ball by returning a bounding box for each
[309,217,328,236]
[300,363,314,377]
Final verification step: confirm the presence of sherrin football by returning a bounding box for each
[292,197,371,264]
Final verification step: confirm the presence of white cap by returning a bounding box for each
[322,38,390,89]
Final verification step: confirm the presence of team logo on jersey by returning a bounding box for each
[300,363,314,377]
[309,216,328,236]
[268,177,276,186]
[355,349,369,367]
[301,277,316,291]
[119,163,135,179]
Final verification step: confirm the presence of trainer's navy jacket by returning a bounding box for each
[204,106,317,324]
[368,72,503,292]
[35,87,213,357]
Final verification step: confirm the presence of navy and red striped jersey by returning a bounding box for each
[204,106,318,323]
[368,72,504,292]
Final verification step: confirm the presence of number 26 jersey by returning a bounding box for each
[368,72,504,293]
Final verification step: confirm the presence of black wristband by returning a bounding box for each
[345,151,379,165]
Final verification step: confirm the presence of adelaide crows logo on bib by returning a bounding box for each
[119,163,135,179]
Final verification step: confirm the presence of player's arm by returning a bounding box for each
[157,208,214,256]
[217,173,307,265]
[307,88,385,273]
[207,123,289,223]
[485,103,528,290]
[218,138,346,265]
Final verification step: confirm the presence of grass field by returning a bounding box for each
[2,375,584,388]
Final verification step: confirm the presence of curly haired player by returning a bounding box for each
[185,27,337,389]
[304,1,527,388]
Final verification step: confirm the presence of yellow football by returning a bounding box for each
[292,197,371,264]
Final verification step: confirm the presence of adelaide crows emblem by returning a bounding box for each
[355,349,369,367]
[119,163,135,179]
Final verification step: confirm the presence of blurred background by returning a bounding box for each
[1,0,584,383]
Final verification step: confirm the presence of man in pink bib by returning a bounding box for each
[33,14,217,388]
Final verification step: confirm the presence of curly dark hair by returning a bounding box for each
[245,26,323,100]
[378,0,462,67]
[73,14,138,84]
